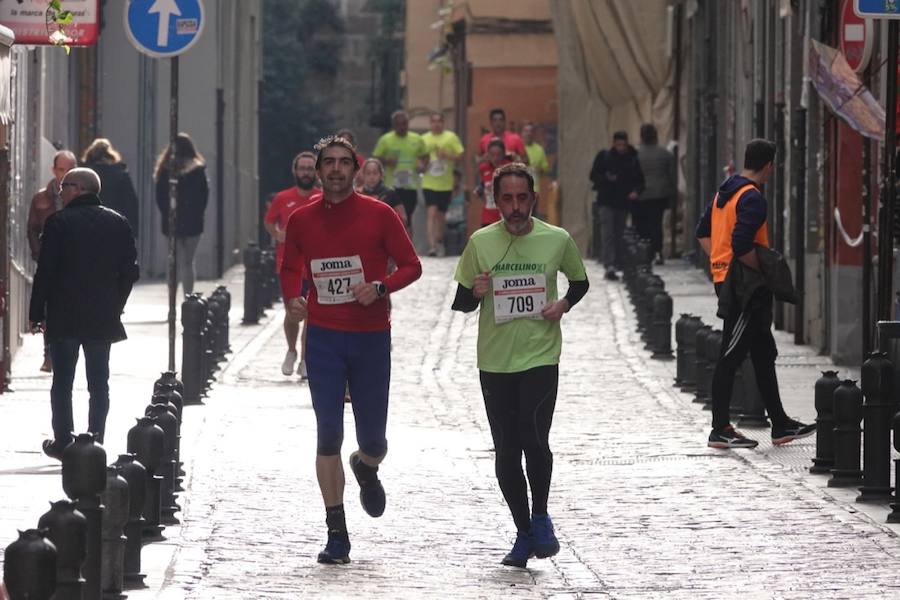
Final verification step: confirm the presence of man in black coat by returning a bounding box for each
[590,131,644,280]
[29,167,140,459]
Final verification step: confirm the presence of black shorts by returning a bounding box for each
[395,188,418,218]
[423,189,452,212]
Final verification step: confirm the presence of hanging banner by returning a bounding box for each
[0,0,99,46]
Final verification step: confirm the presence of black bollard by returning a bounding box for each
[3,529,57,600]
[259,250,275,310]
[828,380,864,488]
[810,370,841,474]
[702,330,723,410]
[62,433,106,600]
[674,314,691,385]
[886,411,900,522]
[153,370,185,399]
[112,454,147,588]
[146,403,180,525]
[679,316,702,392]
[639,279,664,336]
[650,291,674,360]
[736,359,770,427]
[215,285,232,352]
[858,352,895,502]
[242,242,261,324]
[126,417,166,541]
[181,294,206,406]
[693,325,713,404]
[100,465,129,599]
[208,292,226,360]
[37,499,86,600]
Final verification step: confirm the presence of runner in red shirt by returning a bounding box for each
[477,137,513,226]
[266,151,318,379]
[281,134,421,565]
[478,108,527,163]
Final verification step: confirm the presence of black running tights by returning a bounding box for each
[479,365,558,533]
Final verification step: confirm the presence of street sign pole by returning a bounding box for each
[878,21,898,321]
[167,56,179,371]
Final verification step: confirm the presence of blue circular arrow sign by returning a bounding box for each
[125,0,205,58]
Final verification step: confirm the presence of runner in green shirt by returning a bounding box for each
[451,163,589,569]
[421,112,464,257]
[372,111,426,231]
[522,122,550,192]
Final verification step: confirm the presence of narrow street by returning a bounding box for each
[125,258,900,599]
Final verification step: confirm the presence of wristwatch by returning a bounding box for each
[373,281,387,298]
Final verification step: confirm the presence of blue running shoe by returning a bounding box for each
[349,451,386,517]
[501,532,534,568]
[531,514,560,559]
[317,531,351,564]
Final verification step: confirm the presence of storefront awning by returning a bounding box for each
[809,39,885,141]
[0,25,14,125]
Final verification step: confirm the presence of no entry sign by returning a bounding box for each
[842,0,874,73]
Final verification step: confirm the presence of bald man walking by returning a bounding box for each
[30,167,139,459]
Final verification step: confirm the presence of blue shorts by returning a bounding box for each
[306,324,391,457]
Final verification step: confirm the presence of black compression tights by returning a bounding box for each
[479,365,558,533]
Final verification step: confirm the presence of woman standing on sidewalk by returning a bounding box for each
[81,138,140,234]
[154,133,209,295]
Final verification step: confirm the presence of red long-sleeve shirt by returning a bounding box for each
[280,192,422,332]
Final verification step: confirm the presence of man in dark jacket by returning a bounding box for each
[30,167,140,459]
[696,139,813,449]
[590,131,644,280]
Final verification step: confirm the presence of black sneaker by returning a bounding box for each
[771,420,816,446]
[707,426,759,449]
[317,531,351,564]
[42,438,71,461]
[604,270,619,281]
[349,451,386,517]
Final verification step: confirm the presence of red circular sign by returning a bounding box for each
[841,0,873,73]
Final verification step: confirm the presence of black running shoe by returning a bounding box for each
[349,451,386,517]
[42,438,71,461]
[707,425,759,449]
[530,514,560,559]
[771,420,816,446]
[501,532,534,568]
[317,531,351,564]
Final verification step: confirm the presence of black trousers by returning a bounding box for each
[480,365,558,533]
[630,198,666,254]
[710,286,788,431]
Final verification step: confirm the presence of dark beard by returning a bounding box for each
[296,176,315,190]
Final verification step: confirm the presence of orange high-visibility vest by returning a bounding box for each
[709,184,769,283]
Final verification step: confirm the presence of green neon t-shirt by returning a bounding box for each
[525,142,550,190]
[371,131,425,190]
[421,130,464,192]
[454,218,588,373]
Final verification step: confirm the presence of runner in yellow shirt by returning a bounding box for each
[421,112,464,256]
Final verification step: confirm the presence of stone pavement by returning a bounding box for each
[4,258,900,599]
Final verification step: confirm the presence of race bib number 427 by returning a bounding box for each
[311,255,365,304]
[492,273,547,323]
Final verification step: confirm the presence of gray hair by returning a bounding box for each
[53,150,77,167]
[64,167,101,194]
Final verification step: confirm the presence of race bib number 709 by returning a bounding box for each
[311,255,365,304]
[492,273,547,323]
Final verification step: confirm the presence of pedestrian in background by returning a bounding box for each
[476,137,512,227]
[589,131,644,281]
[28,149,77,373]
[521,122,550,192]
[154,132,209,295]
[478,108,527,163]
[421,111,464,256]
[361,157,406,224]
[635,123,676,265]
[30,167,139,460]
[372,110,426,233]
[80,137,140,234]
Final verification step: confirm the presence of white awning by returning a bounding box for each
[0,25,14,125]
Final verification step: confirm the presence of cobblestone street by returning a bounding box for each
[133,258,900,599]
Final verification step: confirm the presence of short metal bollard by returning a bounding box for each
[242,242,261,324]
[702,330,723,410]
[638,279,664,336]
[37,500,86,600]
[3,529,57,600]
[181,294,206,406]
[828,380,864,488]
[650,291,674,359]
[146,403,180,525]
[674,314,692,385]
[61,433,106,600]
[113,454,147,588]
[215,285,232,352]
[693,325,714,404]
[127,417,166,541]
[100,465,129,599]
[679,316,702,392]
[810,370,841,474]
[858,352,894,502]
[736,359,769,427]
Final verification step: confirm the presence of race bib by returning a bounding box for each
[311,255,365,304]
[485,181,496,209]
[492,273,547,324]
[427,159,447,177]
[394,169,412,187]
